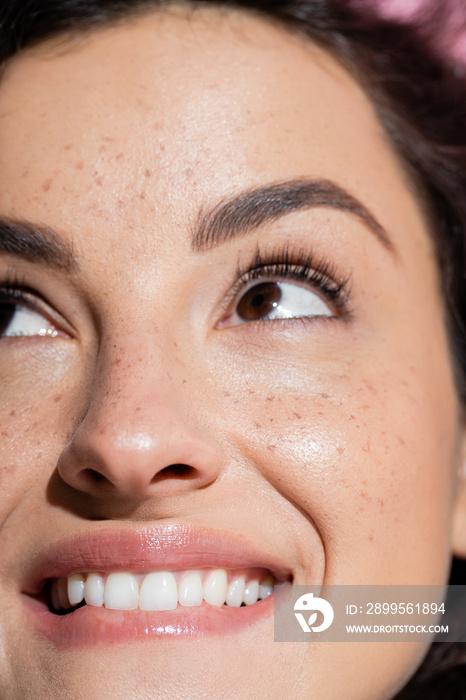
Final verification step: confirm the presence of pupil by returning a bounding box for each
[0,304,15,335]
[237,282,282,321]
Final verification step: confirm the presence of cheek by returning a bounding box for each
[217,350,458,586]
[0,343,87,519]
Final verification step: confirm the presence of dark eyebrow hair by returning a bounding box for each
[0,218,78,272]
[192,178,395,254]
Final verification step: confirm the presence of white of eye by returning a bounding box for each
[2,305,58,338]
[224,280,333,327]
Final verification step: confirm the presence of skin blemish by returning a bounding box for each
[144,169,153,178]
[293,412,302,419]
[53,395,62,403]
[42,179,52,192]
[75,161,84,170]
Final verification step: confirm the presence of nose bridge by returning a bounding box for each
[58,328,222,501]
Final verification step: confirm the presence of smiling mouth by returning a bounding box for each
[44,568,276,615]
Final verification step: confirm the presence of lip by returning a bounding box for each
[22,524,292,647]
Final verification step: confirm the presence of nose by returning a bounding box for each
[56,340,223,505]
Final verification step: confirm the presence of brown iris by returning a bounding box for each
[236,282,282,321]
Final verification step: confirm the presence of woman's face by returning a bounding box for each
[0,7,464,699]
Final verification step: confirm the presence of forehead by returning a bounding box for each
[0,7,429,265]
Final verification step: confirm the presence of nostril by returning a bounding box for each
[152,464,195,482]
[81,469,110,488]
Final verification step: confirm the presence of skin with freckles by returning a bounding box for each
[0,6,466,699]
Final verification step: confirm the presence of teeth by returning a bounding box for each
[139,571,178,611]
[259,576,274,600]
[104,573,139,611]
[243,580,259,606]
[203,569,228,607]
[226,576,245,607]
[68,573,85,606]
[178,571,204,607]
[51,569,276,613]
[84,573,105,607]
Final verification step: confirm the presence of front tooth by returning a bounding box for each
[139,571,178,611]
[178,571,203,607]
[243,580,259,606]
[203,569,227,607]
[85,573,105,607]
[68,573,85,606]
[104,573,139,610]
[259,576,274,600]
[226,576,245,607]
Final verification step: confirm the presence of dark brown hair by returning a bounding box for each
[1,0,466,696]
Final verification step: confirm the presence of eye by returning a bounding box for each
[221,279,333,327]
[0,292,63,338]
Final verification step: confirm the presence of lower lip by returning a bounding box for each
[24,594,275,648]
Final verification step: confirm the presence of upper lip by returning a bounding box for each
[23,524,292,595]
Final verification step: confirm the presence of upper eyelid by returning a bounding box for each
[0,285,76,337]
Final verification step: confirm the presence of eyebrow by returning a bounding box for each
[0,219,78,272]
[192,178,394,254]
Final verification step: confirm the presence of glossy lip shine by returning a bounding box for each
[22,525,290,647]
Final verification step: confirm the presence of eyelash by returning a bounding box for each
[229,245,352,315]
[0,277,31,306]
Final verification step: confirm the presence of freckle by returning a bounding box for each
[182,379,187,385]
[144,169,153,178]
[254,423,263,429]
[293,412,302,419]
[1,431,8,437]
[42,179,52,192]
[139,192,146,199]
[22,169,29,178]
[349,415,355,420]
[95,176,103,186]
[75,161,84,170]
[64,144,72,151]
[378,498,384,512]
[9,410,16,417]
[53,394,62,403]
[320,392,329,399]
[368,534,374,542]
[337,446,343,454]
[102,135,116,143]
[269,417,274,422]
[135,407,141,412]
[118,199,125,209]
[266,396,275,402]
[397,436,406,446]
[223,392,231,397]
[115,153,124,160]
